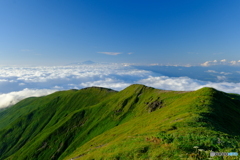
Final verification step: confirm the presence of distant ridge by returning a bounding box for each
[0,84,240,159]
[66,60,96,65]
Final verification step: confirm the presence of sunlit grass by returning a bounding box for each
[1,85,240,159]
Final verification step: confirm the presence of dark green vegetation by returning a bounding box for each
[0,84,240,160]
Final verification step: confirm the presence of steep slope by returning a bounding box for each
[1,84,240,160]
[0,87,117,160]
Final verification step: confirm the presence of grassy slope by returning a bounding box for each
[64,87,240,160]
[0,87,117,160]
[1,84,240,160]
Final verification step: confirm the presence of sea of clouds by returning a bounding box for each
[1,63,240,108]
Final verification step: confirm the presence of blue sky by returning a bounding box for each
[2,0,240,109]
[1,0,240,65]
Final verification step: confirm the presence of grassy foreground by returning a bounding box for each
[0,84,240,160]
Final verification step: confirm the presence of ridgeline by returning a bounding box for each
[0,84,240,160]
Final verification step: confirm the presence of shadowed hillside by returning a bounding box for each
[0,84,240,160]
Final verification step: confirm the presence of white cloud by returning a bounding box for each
[201,61,211,66]
[53,86,63,89]
[98,52,122,55]
[2,64,240,109]
[221,59,226,62]
[0,88,56,109]
[0,64,150,108]
[200,59,240,66]
[183,64,192,67]
[205,70,217,73]
[80,78,130,90]
[230,61,237,65]
[201,60,218,66]
[137,76,203,91]
[137,76,240,94]
[217,76,227,81]
[220,72,231,75]
[205,70,231,75]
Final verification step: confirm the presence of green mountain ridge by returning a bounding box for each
[0,84,240,160]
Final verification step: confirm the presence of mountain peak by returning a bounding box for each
[81,86,117,92]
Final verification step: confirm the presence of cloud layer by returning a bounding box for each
[0,89,56,109]
[1,64,240,108]
[201,59,240,66]
[138,76,240,93]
